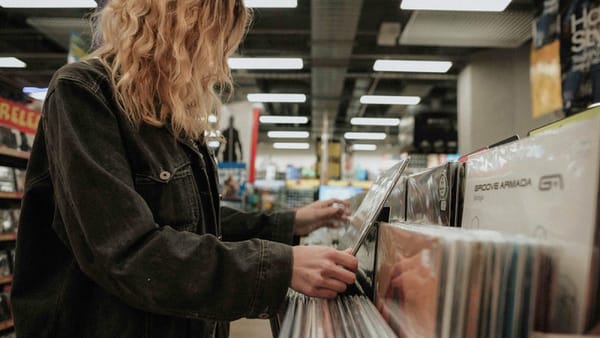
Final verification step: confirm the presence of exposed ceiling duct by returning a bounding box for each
[311,0,364,135]
[26,17,89,50]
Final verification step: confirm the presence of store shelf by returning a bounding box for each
[0,319,13,331]
[0,275,11,285]
[0,233,16,242]
[0,192,22,200]
[0,147,30,170]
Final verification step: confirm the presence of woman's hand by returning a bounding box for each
[293,199,351,236]
[291,246,358,299]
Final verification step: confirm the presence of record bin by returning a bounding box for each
[405,161,464,227]
[462,113,600,333]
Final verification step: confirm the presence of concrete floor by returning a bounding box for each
[230,318,273,338]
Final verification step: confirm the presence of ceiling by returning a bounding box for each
[0,0,535,152]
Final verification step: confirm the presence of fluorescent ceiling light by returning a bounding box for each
[244,0,297,8]
[400,0,511,12]
[344,132,387,140]
[0,57,26,68]
[352,144,377,151]
[23,86,47,94]
[0,0,97,8]
[248,93,306,103]
[208,115,218,123]
[228,58,303,70]
[267,131,310,139]
[29,91,48,101]
[351,117,400,126]
[360,95,421,105]
[374,60,452,73]
[259,116,309,124]
[273,142,310,150]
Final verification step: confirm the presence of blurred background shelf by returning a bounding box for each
[0,319,13,331]
[0,234,16,242]
[0,192,22,201]
[0,148,29,170]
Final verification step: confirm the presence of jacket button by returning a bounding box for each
[159,171,171,181]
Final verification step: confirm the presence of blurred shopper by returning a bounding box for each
[11,1,357,337]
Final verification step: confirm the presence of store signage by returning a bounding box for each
[538,174,564,191]
[0,97,41,135]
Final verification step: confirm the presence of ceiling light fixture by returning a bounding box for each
[267,131,310,139]
[400,0,511,12]
[374,60,452,73]
[0,0,97,7]
[244,0,297,8]
[23,86,47,94]
[228,58,303,70]
[248,93,306,103]
[352,144,378,151]
[360,95,421,105]
[259,116,309,124]
[344,132,387,140]
[29,91,48,101]
[350,117,401,126]
[273,142,310,150]
[0,57,26,68]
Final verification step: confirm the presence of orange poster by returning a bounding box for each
[0,97,41,135]
[530,40,563,118]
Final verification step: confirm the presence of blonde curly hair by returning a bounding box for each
[89,0,250,140]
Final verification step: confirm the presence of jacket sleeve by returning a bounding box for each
[43,77,292,321]
[220,207,295,244]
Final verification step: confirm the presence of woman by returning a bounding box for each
[11,1,358,337]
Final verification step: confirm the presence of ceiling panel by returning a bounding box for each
[400,10,532,48]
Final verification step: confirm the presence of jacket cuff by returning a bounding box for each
[269,211,296,245]
[248,240,293,319]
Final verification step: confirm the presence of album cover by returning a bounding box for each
[375,223,444,338]
[408,162,463,227]
[339,159,409,255]
[464,241,485,338]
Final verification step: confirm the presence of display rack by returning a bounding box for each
[0,319,13,332]
[0,235,15,243]
[276,110,600,338]
[0,276,11,285]
[0,147,28,335]
[0,148,29,170]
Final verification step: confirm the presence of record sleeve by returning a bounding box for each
[339,159,410,255]
[375,223,444,338]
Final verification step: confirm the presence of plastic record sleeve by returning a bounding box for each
[339,158,410,255]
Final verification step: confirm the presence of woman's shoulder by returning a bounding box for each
[49,58,111,95]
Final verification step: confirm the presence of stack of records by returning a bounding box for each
[279,291,396,338]
[375,223,558,338]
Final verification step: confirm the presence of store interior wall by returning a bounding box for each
[350,145,403,178]
[256,143,317,172]
[458,44,562,154]
[256,143,402,179]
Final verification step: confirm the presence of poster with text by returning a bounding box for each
[560,0,600,115]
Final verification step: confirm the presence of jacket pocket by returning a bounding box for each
[134,160,200,232]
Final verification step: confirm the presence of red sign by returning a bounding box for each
[0,97,41,135]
